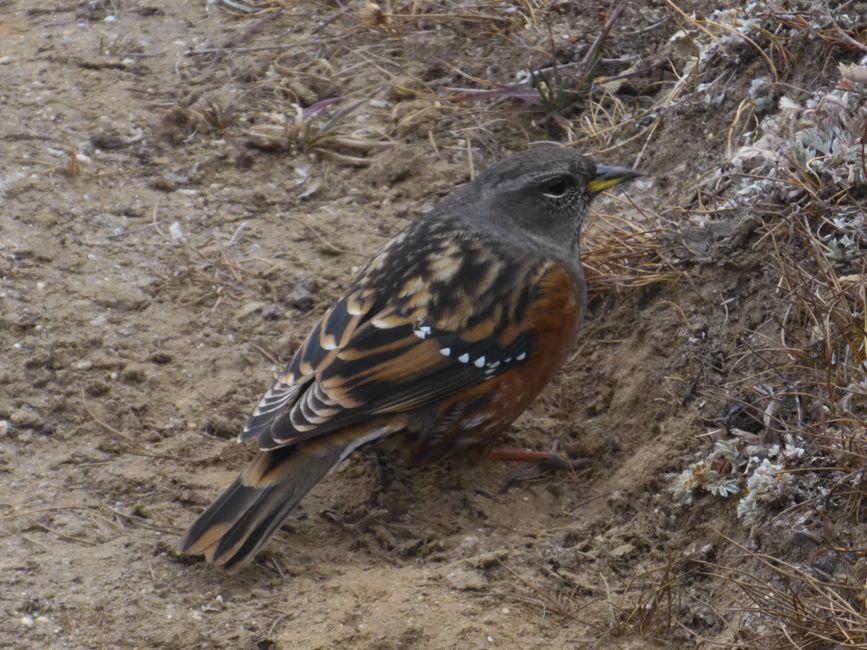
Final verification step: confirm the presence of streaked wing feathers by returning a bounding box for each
[240,288,377,443]
[242,243,554,451]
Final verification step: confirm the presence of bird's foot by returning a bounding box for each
[488,443,593,493]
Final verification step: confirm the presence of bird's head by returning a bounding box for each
[470,143,640,255]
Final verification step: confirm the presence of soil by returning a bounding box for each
[1,2,862,649]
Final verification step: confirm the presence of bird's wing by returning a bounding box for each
[241,225,580,450]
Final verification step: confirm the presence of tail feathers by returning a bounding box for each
[179,443,343,571]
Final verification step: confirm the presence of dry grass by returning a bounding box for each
[246,98,393,164]
[585,2,866,646]
[216,0,550,32]
[582,200,679,296]
[614,534,867,649]
[158,99,239,144]
[735,190,867,648]
[712,532,867,649]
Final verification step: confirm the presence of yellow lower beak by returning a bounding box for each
[587,164,641,195]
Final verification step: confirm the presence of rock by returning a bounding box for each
[147,351,172,364]
[168,221,185,242]
[442,566,486,591]
[91,132,127,150]
[458,535,480,556]
[204,414,240,439]
[91,284,150,311]
[465,549,508,569]
[121,366,147,383]
[260,303,282,321]
[11,407,41,429]
[149,177,177,192]
[236,301,267,320]
[387,74,427,100]
[85,381,110,397]
[610,543,636,558]
[282,279,317,311]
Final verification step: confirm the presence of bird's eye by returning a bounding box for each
[541,176,575,198]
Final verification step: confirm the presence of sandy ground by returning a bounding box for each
[2,1,864,649]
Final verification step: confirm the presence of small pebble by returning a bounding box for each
[147,351,172,364]
[610,542,636,558]
[283,279,317,311]
[21,615,34,627]
[164,172,189,185]
[459,535,480,555]
[261,304,282,321]
[169,221,185,242]
[11,407,41,429]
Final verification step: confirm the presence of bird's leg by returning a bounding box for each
[360,446,398,503]
[488,442,593,492]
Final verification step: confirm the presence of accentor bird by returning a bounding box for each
[180,143,639,570]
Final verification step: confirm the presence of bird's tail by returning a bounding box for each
[179,438,348,572]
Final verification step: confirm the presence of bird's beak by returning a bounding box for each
[587,165,642,195]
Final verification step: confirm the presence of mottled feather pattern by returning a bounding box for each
[398,263,582,461]
[244,214,556,453]
[180,145,638,569]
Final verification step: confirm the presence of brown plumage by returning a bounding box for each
[179,143,639,571]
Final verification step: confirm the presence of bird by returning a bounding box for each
[179,143,640,571]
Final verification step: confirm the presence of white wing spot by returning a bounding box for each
[516,352,527,361]
[458,353,470,364]
[413,325,432,339]
[474,356,485,368]
[439,347,452,357]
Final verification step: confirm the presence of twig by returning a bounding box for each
[0,505,96,521]
[83,403,185,461]
[104,506,180,536]
[283,213,367,258]
[36,522,101,546]
[83,403,136,443]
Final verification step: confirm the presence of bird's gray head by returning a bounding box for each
[465,143,639,256]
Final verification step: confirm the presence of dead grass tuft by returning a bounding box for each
[598,3,867,645]
[582,199,680,295]
[447,2,628,130]
[158,98,239,144]
[246,97,392,164]
[715,533,867,649]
